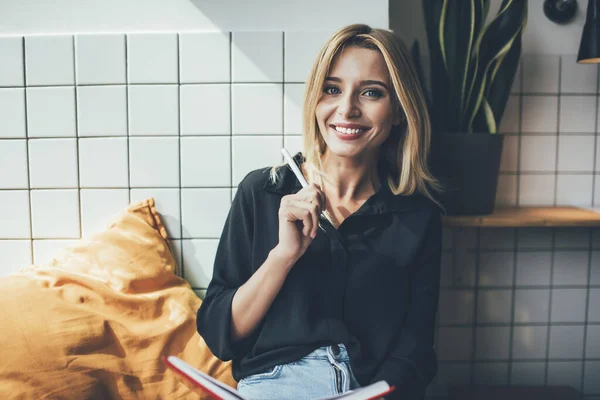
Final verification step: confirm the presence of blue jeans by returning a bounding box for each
[237,343,361,400]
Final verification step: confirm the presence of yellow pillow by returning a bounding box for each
[0,198,235,399]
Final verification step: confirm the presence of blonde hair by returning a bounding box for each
[271,24,444,210]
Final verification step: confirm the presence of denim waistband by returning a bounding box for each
[302,343,349,363]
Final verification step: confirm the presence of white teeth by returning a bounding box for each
[334,126,365,135]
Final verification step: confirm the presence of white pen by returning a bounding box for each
[281,148,337,229]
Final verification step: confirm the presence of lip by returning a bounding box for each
[329,124,370,141]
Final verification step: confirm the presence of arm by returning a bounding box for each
[371,209,442,400]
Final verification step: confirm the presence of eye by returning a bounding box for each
[363,89,383,98]
[324,85,340,95]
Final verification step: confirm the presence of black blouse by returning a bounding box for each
[196,155,443,400]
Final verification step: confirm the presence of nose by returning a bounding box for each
[336,92,360,119]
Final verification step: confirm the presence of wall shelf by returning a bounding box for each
[441,206,600,227]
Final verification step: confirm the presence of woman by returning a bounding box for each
[196,24,444,400]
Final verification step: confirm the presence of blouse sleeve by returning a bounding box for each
[370,209,442,400]
[196,182,255,361]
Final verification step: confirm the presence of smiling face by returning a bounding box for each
[315,45,400,162]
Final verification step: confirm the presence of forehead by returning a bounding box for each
[328,46,390,82]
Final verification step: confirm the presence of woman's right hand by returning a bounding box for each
[273,183,326,266]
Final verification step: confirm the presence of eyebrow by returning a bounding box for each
[325,76,389,90]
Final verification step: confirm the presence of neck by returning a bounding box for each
[320,151,381,202]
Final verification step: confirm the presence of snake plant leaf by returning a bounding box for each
[411,40,432,111]
[423,0,448,133]
[463,0,527,132]
[439,0,477,132]
[486,29,522,130]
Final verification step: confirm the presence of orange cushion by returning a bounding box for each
[0,198,235,399]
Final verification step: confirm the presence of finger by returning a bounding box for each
[285,204,313,237]
[288,200,318,238]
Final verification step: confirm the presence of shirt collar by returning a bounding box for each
[263,152,426,214]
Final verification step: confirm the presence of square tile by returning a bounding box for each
[129,137,179,187]
[478,252,514,287]
[589,289,600,322]
[437,290,474,324]
[0,139,28,189]
[232,136,283,185]
[522,55,559,93]
[515,251,552,286]
[518,174,555,206]
[0,240,31,276]
[498,95,520,133]
[495,174,517,206]
[558,136,595,171]
[591,251,600,285]
[179,32,230,83]
[32,239,79,265]
[79,138,128,188]
[551,288,587,323]
[181,137,231,187]
[521,96,558,132]
[25,35,74,86]
[477,289,512,323]
[181,188,231,238]
[512,326,548,360]
[128,85,179,135]
[232,84,283,135]
[561,55,598,93]
[26,87,76,137]
[232,32,282,82]
[75,34,126,84]
[435,363,471,386]
[520,135,557,172]
[514,289,550,323]
[547,361,582,391]
[77,85,127,136]
[553,251,589,286]
[586,326,600,358]
[556,174,593,207]
[475,327,510,360]
[284,83,305,134]
[0,88,26,138]
[130,189,181,239]
[0,37,24,86]
[594,175,600,206]
[29,138,78,188]
[554,224,590,248]
[127,33,178,84]
[499,135,518,172]
[584,361,600,394]
[180,84,230,135]
[510,362,545,385]
[0,191,30,238]
[560,96,597,133]
[30,189,79,239]
[284,31,330,82]
[472,363,508,385]
[181,239,218,288]
[480,229,515,250]
[437,327,473,361]
[549,325,585,359]
[283,135,303,158]
[518,228,553,249]
[80,189,129,237]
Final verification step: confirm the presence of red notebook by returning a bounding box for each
[163,356,395,400]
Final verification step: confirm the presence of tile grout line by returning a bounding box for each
[469,228,481,384]
[73,35,83,239]
[177,33,184,279]
[506,228,519,384]
[125,33,131,205]
[22,36,34,263]
[282,31,285,156]
[230,32,234,201]
[544,227,556,386]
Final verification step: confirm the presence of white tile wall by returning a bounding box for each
[1,34,600,398]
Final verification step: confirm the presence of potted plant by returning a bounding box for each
[412,0,528,215]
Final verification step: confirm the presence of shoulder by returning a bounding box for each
[238,164,298,198]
